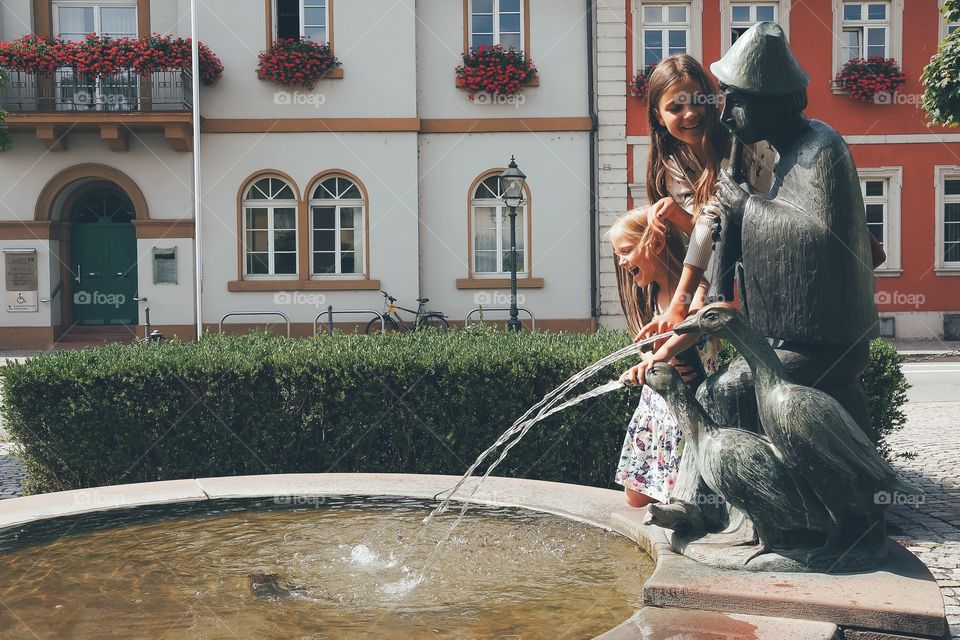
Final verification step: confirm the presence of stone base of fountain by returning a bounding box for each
[612,509,948,640]
[0,474,949,640]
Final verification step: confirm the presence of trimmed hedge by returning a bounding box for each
[1,330,908,494]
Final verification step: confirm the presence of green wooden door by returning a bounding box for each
[71,223,138,325]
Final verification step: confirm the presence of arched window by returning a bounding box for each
[242,176,298,277]
[309,175,365,276]
[471,174,527,275]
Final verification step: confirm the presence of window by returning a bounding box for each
[242,177,298,277]
[841,2,889,62]
[858,168,901,273]
[275,0,330,43]
[641,4,690,66]
[53,0,137,41]
[471,175,527,275]
[937,169,960,270]
[310,176,365,277]
[53,1,137,111]
[469,0,523,49]
[720,1,785,53]
[633,0,702,70]
[832,0,902,84]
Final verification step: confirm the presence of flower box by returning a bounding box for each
[630,63,657,101]
[832,57,906,102]
[0,34,223,86]
[257,37,340,89]
[455,45,537,100]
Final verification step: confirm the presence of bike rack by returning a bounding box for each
[464,306,536,331]
[218,311,291,338]
[314,305,386,336]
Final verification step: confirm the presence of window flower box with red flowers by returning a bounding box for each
[0,33,223,85]
[455,45,538,100]
[257,37,341,89]
[832,57,906,103]
[630,63,657,101]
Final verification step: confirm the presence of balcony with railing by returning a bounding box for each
[0,69,194,152]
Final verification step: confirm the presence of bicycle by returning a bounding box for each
[365,290,450,334]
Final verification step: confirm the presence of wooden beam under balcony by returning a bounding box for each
[5,113,193,152]
[100,124,130,152]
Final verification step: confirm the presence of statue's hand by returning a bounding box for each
[716,169,751,225]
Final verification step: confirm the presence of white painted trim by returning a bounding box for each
[719,0,790,54]
[934,165,960,270]
[631,0,703,75]
[844,133,960,144]
[858,166,902,272]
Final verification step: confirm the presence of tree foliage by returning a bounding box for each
[922,0,960,126]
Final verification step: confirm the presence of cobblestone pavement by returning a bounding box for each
[886,401,960,639]
[0,396,957,635]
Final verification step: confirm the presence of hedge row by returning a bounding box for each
[0,329,907,494]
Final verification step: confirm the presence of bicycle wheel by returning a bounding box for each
[365,316,399,334]
[417,313,450,332]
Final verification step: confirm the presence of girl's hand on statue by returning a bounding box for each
[621,352,657,386]
[647,197,674,233]
[716,170,751,224]
[655,304,687,335]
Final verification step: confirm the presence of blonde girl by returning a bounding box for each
[610,209,719,507]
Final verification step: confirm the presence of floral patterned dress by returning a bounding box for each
[615,335,720,501]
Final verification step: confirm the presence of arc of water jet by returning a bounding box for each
[428,331,668,510]
[414,333,670,580]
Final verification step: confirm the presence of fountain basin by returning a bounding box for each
[0,474,947,639]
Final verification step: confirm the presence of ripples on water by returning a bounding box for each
[0,497,652,639]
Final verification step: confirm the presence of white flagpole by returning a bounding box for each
[190,0,203,340]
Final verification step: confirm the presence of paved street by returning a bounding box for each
[0,355,958,636]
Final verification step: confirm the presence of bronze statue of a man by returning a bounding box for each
[704,21,878,436]
[652,23,882,559]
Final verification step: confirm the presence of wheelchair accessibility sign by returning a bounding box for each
[6,291,38,312]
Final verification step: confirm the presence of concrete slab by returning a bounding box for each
[610,509,947,639]
[0,479,207,530]
[596,606,841,639]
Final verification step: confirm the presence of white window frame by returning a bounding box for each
[632,0,703,73]
[858,167,902,274]
[832,0,903,83]
[309,176,366,278]
[939,0,960,40]
[471,176,529,277]
[242,177,299,279]
[469,0,525,50]
[273,0,331,43]
[720,0,789,54]
[935,165,960,273]
[52,0,137,39]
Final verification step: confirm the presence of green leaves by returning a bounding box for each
[923,16,960,127]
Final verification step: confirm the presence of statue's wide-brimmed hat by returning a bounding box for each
[710,21,809,95]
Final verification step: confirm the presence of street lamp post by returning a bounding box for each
[499,156,526,332]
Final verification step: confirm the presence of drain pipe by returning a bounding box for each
[586,0,600,328]
[190,0,203,340]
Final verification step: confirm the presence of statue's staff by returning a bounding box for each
[707,136,746,304]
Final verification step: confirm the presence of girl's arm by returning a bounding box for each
[649,197,695,235]
[622,282,710,386]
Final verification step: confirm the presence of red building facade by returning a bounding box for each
[623,0,960,340]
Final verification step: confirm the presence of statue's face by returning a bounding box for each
[719,88,774,144]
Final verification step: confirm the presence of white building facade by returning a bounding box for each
[0,0,602,348]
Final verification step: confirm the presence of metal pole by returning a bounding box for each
[507,205,521,332]
[327,304,334,336]
[190,0,203,341]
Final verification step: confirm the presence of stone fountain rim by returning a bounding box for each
[0,473,946,639]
